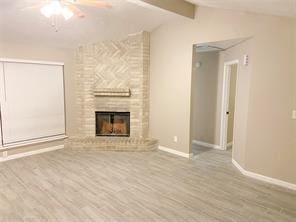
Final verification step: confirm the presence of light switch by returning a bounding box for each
[292,110,296,119]
[243,54,249,66]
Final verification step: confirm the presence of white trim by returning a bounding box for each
[232,159,296,191]
[158,146,192,158]
[0,58,64,66]
[0,145,64,162]
[0,135,67,150]
[192,140,223,150]
[220,60,239,150]
[224,60,240,66]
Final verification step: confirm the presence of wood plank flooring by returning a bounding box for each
[0,146,295,222]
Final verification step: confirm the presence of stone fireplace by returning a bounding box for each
[67,31,157,151]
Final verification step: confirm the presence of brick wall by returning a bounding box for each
[75,31,150,139]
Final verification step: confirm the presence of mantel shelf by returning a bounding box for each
[94,88,131,97]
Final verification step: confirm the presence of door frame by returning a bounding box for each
[219,60,239,150]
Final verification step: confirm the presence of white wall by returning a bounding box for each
[191,51,219,144]
[150,25,193,152]
[150,6,296,184]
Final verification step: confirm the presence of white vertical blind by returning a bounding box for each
[0,61,65,145]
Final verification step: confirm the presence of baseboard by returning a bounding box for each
[232,159,296,191]
[0,145,64,162]
[192,140,223,150]
[158,146,192,158]
[0,135,67,150]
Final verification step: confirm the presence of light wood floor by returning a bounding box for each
[0,146,295,222]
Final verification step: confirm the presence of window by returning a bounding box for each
[0,59,66,146]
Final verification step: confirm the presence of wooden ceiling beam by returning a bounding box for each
[140,0,196,19]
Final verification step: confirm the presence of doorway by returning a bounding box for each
[220,61,238,150]
[190,37,250,157]
[190,38,248,157]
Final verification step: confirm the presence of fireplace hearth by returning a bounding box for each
[95,112,130,137]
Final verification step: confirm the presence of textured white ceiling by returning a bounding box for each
[187,0,296,17]
[0,0,178,48]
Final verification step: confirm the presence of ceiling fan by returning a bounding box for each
[22,0,112,31]
[39,0,112,19]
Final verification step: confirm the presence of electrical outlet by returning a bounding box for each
[173,136,178,143]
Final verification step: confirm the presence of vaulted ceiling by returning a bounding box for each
[1,0,295,49]
[0,0,179,48]
[187,0,296,18]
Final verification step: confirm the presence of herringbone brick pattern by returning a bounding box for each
[94,41,130,89]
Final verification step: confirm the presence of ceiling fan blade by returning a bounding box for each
[72,0,112,8]
[66,4,85,18]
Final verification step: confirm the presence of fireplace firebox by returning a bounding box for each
[95,112,130,137]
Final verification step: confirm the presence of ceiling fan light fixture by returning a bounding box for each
[41,1,73,20]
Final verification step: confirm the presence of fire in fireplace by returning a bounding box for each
[95,112,130,137]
